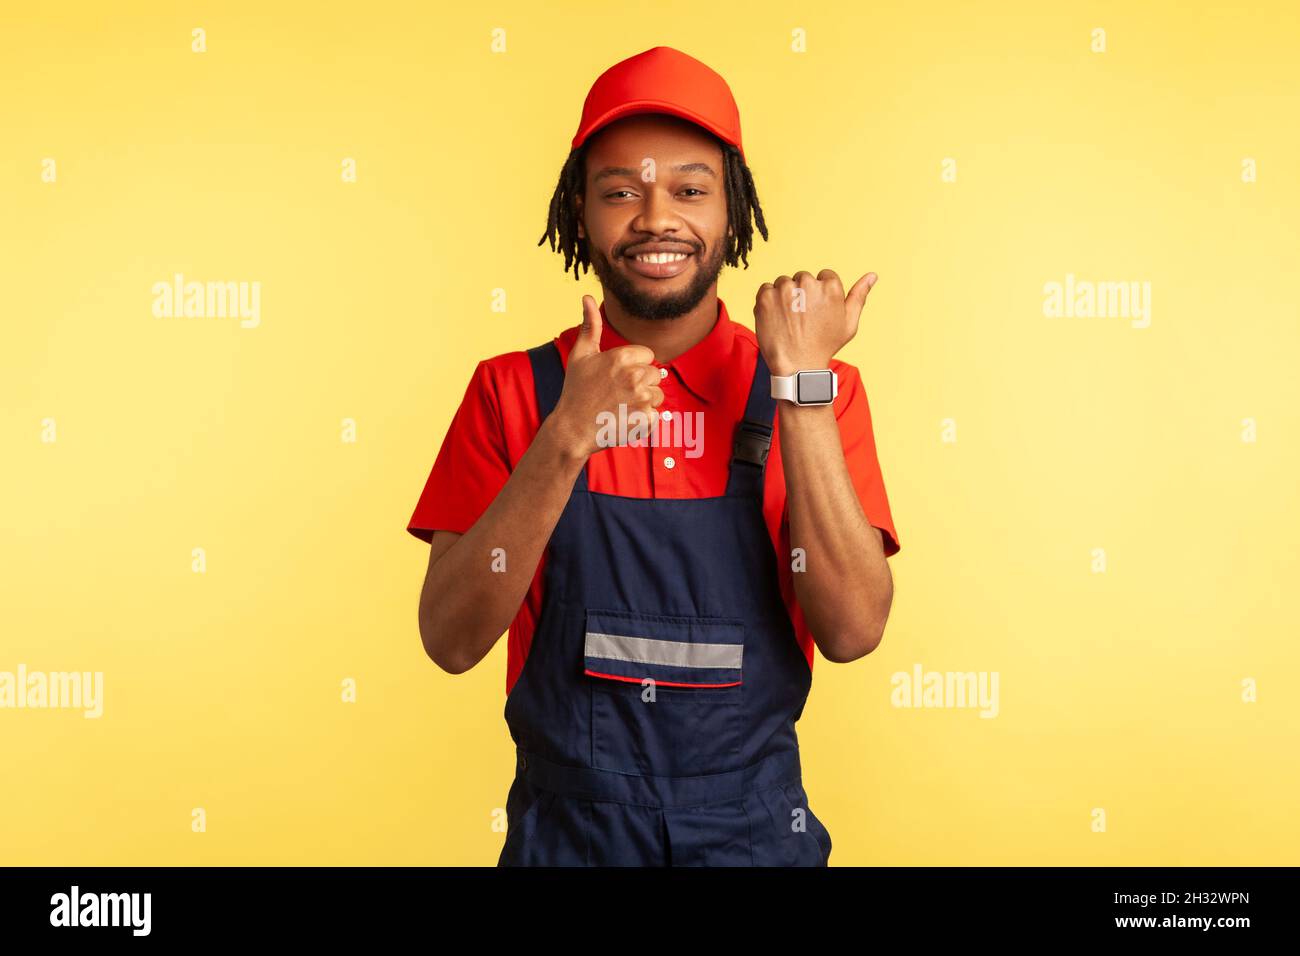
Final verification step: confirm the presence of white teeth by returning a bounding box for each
[633,252,689,263]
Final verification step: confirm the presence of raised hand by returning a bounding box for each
[754,270,877,376]
[550,295,665,458]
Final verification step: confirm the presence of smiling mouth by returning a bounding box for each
[624,251,694,279]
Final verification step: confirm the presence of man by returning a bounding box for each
[408,46,900,866]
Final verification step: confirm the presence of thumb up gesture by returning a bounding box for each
[549,296,664,460]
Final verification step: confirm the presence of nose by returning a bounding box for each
[629,182,684,238]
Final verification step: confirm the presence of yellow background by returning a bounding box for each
[2,0,1297,865]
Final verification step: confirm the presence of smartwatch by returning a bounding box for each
[770,369,838,406]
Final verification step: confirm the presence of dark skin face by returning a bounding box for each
[575,114,734,363]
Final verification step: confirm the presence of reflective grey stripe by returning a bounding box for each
[584,632,743,670]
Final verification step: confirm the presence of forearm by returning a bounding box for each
[778,402,893,662]
[419,416,586,673]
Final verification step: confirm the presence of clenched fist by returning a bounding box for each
[549,295,665,460]
[754,270,877,377]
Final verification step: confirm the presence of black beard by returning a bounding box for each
[587,241,726,321]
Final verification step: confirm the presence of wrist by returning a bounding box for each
[538,412,591,467]
[778,399,835,420]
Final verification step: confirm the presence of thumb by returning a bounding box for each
[845,272,877,322]
[571,295,603,361]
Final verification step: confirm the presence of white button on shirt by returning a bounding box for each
[659,367,668,379]
[663,456,676,469]
[661,410,673,422]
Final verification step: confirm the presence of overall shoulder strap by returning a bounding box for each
[527,341,588,492]
[725,350,776,498]
[527,341,564,417]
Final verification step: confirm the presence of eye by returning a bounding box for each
[605,190,635,200]
[680,188,706,197]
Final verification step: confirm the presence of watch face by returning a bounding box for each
[796,370,834,404]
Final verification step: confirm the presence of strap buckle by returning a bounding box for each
[732,419,772,467]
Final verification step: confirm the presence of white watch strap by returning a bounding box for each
[770,374,797,402]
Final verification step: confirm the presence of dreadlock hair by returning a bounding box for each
[538,138,770,281]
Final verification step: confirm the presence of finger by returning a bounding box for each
[629,370,663,400]
[844,272,878,321]
[817,269,844,294]
[626,406,658,444]
[572,295,603,360]
[613,343,655,366]
[637,365,664,388]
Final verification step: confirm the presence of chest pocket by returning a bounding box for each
[584,608,745,777]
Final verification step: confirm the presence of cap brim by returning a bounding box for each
[573,100,744,161]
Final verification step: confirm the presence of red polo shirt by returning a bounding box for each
[407,298,900,695]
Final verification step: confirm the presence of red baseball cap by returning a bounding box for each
[571,46,745,162]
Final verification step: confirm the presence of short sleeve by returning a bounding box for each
[406,360,511,543]
[834,363,900,557]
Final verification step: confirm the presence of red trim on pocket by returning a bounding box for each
[583,668,742,689]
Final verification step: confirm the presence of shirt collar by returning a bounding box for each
[558,298,737,405]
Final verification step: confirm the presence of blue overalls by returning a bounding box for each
[497,340,832,866]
